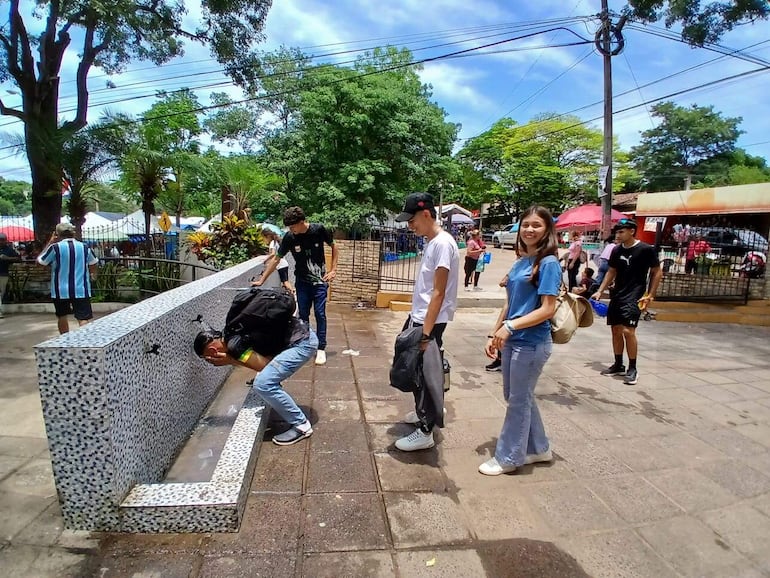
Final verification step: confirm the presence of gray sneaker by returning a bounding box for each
[273,423,313,446]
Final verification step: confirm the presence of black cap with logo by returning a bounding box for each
[395,192,436,222]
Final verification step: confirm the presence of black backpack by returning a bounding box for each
[223,287,296,353]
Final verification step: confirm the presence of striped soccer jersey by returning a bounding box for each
[37,239,98,299]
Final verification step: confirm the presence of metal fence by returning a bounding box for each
[350,226,421,293]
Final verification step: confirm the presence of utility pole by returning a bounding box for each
[596,2,626,240]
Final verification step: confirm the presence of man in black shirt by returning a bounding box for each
[194,316,318,446]
[591,219,662,385]
[254,207,339,366]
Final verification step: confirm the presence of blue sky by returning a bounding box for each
[2,0,770,183]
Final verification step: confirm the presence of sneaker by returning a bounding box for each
[272,422,313,446]
[478,457,516,476]
[600,363,626,376]
[395,429,435,451]
[403,408,447,425]
[315,350,327,365]
[464,286,473,292]
[473,287,484,292]
[485,358,501,372]
[524,449,553,465]
[246,377,254,386]
[623,368,638,385]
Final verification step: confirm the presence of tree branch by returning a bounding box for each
[10,0,35,77]
[0,97,26,120]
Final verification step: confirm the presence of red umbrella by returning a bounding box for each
[0,225,36,242]
[555,205,629,230]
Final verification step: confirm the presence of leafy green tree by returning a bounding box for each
[627,0,770,45]
[458,115,630,220]
[143,90,203,225]
[630,102,743,192]
[0,0,272,241]
[277,48,458,230]
[690,149,770,188]
[88,183,135,214]
[0,177,31,214]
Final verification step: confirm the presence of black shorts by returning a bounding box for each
[607,299,641,327]
[53,298,94,321]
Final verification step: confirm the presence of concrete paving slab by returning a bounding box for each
[558,529,679,578]
[0,436,49,458]
[691,427,769,457]
[383,492,472,548]
[0,544,91,578]
[374,451,447,493]
[303,551,395,577]
[457,487,552,541]
[303,493,389,552]
[12,501,64,547]
[309,420,369,453]
[394,548,487,577]
[203,494,301,555]
[696,458,770,498]
[637,515,757,578]
[585,475,684,523]
[198,554,294,578]
[0,490,56,542]
[306,450,378,493]
[0,458,56,498]
[312,399,363,422]
[522,481,624,535]
[249,441,306,493]
[643,468,740,513]
[699,502,770,573]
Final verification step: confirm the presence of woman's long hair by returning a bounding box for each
[516,205,558,286]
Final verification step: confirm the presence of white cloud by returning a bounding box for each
[419,62,493,111]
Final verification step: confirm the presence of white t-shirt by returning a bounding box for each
[269,239,289,270]
[410,230,459,324]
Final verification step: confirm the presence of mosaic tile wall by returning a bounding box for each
[35,257,273,531]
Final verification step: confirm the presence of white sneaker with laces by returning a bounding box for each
[524,449,553,465]
[473,286,484,292]
[315,350,327,365]
[395,429,435,451]
[478,457,516,476]
[403,408,447,425]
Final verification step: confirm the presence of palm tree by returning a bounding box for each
[120,147,168,256]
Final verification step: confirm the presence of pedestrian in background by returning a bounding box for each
[591,219,662,386]
[0,232,20,318]
[481,205,560,475]
[564,230,583,290]
[253,207,338,366]
[263,229,294,293]
[463,229,486,292]
[37,223,98,334]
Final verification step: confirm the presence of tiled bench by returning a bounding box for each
[34,257,277,532]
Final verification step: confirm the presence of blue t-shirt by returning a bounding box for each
[505,254,561,345]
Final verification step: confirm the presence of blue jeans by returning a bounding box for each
[496,340,552,467]
[253,330,318,426]
[296,280,328,350]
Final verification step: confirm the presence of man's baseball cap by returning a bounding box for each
[56,222,75,235]
[612,218,637,233]
[395,192,436,222]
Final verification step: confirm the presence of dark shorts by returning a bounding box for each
[53,298,94,321]
[607,299,640,327]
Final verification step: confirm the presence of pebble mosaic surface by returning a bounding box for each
[35,258,268,532]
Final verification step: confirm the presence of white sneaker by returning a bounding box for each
[315,350,327,365]
[395,429,435,451]
[478,457,516,476]
[403,407,447,425]
[524,449,553,465]
[473,287,484,292]
[464,287,473,292]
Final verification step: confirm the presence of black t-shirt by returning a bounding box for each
[227,317,310,360]
[277,223,334,284]
[0,244,19,276]
[608,241,660,303]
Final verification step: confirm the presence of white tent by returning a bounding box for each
[197,213,222,233]
[116,209,182,235]
[440,203,473,218]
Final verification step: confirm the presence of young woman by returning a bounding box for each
[264,230,294,293]
[463,229,486,291]
[480,205,561,476]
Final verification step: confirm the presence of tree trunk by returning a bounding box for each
[25,115,63,243]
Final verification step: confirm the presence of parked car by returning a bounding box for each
[481,228,496,244]
[690,227,769,257]
[492,223,518,249]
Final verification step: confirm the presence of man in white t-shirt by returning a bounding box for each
[393,192,459,451]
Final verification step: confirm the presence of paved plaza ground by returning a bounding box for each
[2,301,770,577]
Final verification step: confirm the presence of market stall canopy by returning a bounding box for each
[635,183,770,216]
[440,203,473,218]
[555,205,628,230]
[0,224,35,242]
[447,213,474,225]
